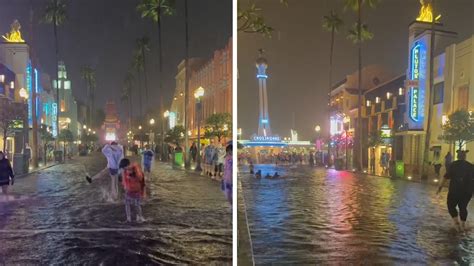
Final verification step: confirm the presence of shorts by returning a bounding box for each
[109,168,119,176]
[125,193,142,205]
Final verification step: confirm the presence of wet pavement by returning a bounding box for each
[240,164,474,265]
[0,152,232,265]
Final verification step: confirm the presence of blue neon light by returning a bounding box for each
[408,40,427,127]
[261,119,268,124]
[26,61,33,127]
[256,74,268,79]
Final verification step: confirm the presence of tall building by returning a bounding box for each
[255,49,271,137]
[53,61,79,138]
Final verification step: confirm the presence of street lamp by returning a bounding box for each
[83,125,87,129]
[149,118,155,147]
[343,116,350,170]
[194,86,205,172]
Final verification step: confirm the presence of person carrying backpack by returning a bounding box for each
[437,150,474,233]
[119,158,146,223]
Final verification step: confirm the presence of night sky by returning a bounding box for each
[0,0,231,122]
[238,0,473,140]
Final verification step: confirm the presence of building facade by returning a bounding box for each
[169,38,232,144]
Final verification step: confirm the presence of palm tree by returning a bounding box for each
[41,0,67,145]
[322,10,343,166]
[122,72,134,130]
[135,36,151,109]
[132,51,144,119]
[80,66,96,127]
[344,0,378,171]
[183,0,190,168]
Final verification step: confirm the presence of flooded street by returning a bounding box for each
[0,153,232,265]
[240,165,474,265]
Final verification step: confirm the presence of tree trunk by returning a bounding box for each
[422,0,436,178]
[157,6,164,146]
[137,70,143,119]
[357,0,363,171]
[327,28,335,167]
[53,17,60,150]
[142,49,149,110]
[184,0,190,168]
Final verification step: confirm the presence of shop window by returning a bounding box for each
[433,82,444,104]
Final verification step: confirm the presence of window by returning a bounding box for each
[433,82,444,104]
[458,85,469,110]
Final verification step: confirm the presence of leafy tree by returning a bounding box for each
[344,0,379,170]
[80,65,96,126]
[204,113,232,143]
[439,110,474,152]
[58,128,74,160]
[42,0,67,143]
[322,10,344,166]
[132,50,144,119]
[238,0,287,37]
[39,125,55,164]
[0,100,24,152]
[367,131,383,148]
[165,125,185,145]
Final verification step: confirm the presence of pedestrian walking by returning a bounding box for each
[222,144,232,206]
[142,144,154,180]
[119,158,146,223]
[445,151,452,173]
[437,150,474,233]
[433,155,442,178]
[0,151,14,195]
[217,143,226,178]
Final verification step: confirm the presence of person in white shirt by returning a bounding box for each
[86,142,123,201]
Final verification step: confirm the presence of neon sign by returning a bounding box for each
[409,41,426,127]
[52,103,58,137]
[26,61,32,127]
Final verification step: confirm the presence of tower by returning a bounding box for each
[256,49,271,136]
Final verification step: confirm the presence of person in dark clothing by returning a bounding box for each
[0,151,14,195]
[190,142,197,163]
[437,150,474,233]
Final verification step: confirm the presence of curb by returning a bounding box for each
[237,179,256,266]
[16,163,58,178]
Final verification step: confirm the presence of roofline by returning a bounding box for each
[364,74,406,94]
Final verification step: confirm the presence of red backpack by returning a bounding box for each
[124,164,144,193]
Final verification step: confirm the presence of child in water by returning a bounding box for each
[119,158,146,223]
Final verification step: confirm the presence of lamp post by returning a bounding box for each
[163,110,169,161]
[343,116,350,170]
[149,118,155,148]
[194,86,205,172]
[315,125,321,165]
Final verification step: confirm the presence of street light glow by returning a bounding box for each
[139,125,142,130]
[164,110,170,118]
[149,118,155,125]
[315,125,321,132]
[194,86,205,99]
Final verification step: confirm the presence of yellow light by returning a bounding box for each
[434,179,439,183]
[93,131,96,134]
[315,125,321,132]
[194,86,205,99]
[88,128,91,132]
[223,124,228,131]
[164,110,170,118]
[139,125,142,130]
[149,118,155,125]
[2,20,25,43]
[416,0,440,23]
[83,125,87,129]
[407,176,412,180]
[19,87,28,99]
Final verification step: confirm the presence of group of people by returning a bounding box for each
[86,141,154,223]
[190,140,227,179]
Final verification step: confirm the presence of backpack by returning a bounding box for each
[124,164,144,193]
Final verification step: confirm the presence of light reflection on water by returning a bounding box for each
[240,165,474,264]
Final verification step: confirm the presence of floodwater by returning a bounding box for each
[240,164,474,265]
[0,153,232,265]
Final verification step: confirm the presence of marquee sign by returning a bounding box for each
[251,135,281,142]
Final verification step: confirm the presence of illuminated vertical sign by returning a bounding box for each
[169,112,176,129]
[52,102,58,137]
[409,41,426,127]
[26,61,32,127]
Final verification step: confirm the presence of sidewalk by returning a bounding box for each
[237,179,255,266]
